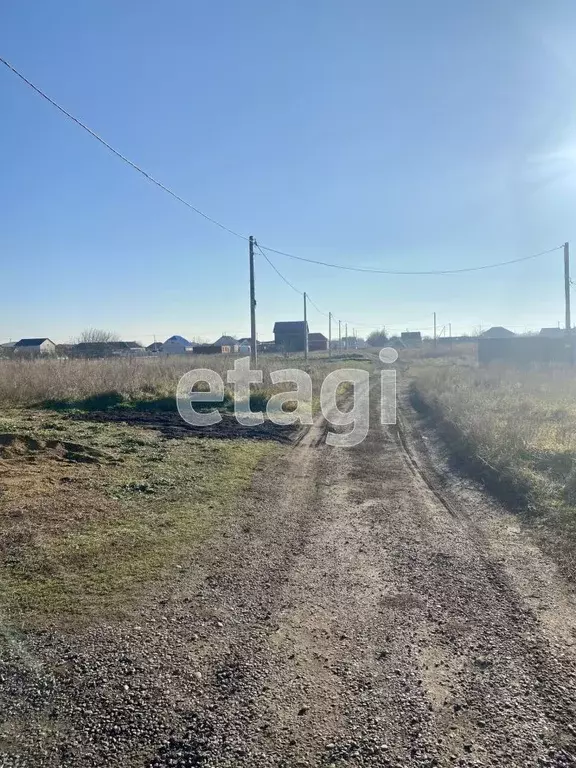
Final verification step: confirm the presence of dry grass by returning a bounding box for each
[0,407,277,627]
[401,341,478,362]
[0,353,372,626]
[410,359,576,576]
[0,353,368,411]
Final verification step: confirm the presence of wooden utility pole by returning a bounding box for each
[328,312,332,358]
[565,242,571,334]
[433,312,437,347]
[249,235,257,365]
[304,292,309,360]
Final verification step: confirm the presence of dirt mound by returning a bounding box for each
[0,433,108,463]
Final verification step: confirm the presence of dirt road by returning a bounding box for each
[2,373,576,766]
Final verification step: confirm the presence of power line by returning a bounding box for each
[255,242,303,296]
[0,57,566,279]
[256,244,434,330]
[258,243,565,275]
[0,55,247,241]
[306,295,330,318]
[256,243,336,321]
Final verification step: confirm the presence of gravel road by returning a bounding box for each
[1,373,576,766]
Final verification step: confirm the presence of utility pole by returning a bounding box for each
[338,320,342,351]
[449,322,452,351]
[249,235,257,365]
[565,242,571,334]
[303,292,309,361]
[328,312,332,358]
[565,241,572,365]
[345,323,348,350]
[433,312,437,347]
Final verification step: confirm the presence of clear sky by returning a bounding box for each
[2,0,576,343]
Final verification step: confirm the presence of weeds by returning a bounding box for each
[410,360,576,576]
[0,354,370,413]
[0,408,276,626]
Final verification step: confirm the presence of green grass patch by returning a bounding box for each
[0,408,277,627]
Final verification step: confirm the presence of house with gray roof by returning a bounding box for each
[14,338,56,356]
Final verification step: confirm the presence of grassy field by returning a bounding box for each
[409,353,576,576]
[0,352,366,411]
[0,353,370,628]
[0,406,277,628]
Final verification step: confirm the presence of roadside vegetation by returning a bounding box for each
[409,353,576,576]
[0,353,367,412]
[0,406,277,627]
[0,353,370,627]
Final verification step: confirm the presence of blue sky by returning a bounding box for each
[2,0,576,343]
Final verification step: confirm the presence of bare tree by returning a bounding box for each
[73,328,120,344]
[366,328,388,347]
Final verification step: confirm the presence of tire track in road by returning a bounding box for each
[2,370,576,766]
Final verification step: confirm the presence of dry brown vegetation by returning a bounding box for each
[410,357,576,576]
[0,353,365,410]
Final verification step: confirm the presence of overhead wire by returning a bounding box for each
[256,243,565,276]
[256,243,416,332]
[0,55,247,241]
[305,295,330,318]
[256,243,347,325]
[255,241,303,296]
[0,56,566,280]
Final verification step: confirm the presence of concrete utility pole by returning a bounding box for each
[249,235,257,365]
[565,242,571,334]
[433,312,437,347]
[338,320,342,351]
[345,323,348,350]
[328,312,332,358]
[304,292,309,361]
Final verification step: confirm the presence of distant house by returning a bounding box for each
[162,335,193,355]
[480,326,515,339]
[147,342,164,353]
[196,345,235,355]
[213,335,238,346]
[72,341,143,358]
[400,331,422,348]
[539,327,565,339]
[274,321,309,352]
[14,338,56,356]
[308,332,328,352]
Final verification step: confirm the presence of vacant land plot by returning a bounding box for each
[0,406,279,628]
[0,353,365,410]
[0,354,369,628]
[410,357,576,576]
